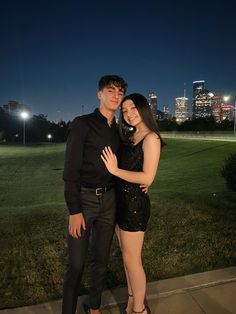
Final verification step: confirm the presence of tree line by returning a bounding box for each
[0,107,68,143]
[0,108,234,143]
[158,116,234,132]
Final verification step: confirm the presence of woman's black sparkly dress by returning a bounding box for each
[116,139,150,232]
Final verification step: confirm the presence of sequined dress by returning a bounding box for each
[116,139,151,232]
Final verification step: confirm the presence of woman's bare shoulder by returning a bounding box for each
[144,131,160,142]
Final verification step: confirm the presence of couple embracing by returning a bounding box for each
[62,75,164,314]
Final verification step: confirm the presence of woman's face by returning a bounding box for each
[121,99,142,126]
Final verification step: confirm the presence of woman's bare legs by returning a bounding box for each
[116,227,133,313]
[117,227,148,313]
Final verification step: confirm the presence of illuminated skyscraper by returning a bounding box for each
[211,93,222,122]
[148,92,158,117]
[163,105,172,120]
[194,89,212,118]
[192,80,205,118]
[175,97,188,124]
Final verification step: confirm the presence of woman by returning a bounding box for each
[101,93,163,314]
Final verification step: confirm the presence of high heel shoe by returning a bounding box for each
[122,294,133,314]
[132,305,151,314]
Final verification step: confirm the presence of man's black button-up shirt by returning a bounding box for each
[63,108,120,215]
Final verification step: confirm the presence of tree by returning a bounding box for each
[158,118,178,131]
[221,153,236,192]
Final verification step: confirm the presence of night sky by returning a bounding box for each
[0,0,235,122]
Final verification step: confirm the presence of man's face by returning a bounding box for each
[98,84,124,112]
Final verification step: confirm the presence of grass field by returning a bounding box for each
[0,139,236,309]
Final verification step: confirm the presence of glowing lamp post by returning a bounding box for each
[20,111,29,145]
[234,100,236,137]
[47,134,52,142]
[223,96,230,102]
[223,96,236,137]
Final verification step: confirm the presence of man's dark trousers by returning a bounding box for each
[62,187,116,314]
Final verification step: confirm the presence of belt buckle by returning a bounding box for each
[96,187,106,196]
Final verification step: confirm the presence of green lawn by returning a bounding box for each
[0,140,236,309]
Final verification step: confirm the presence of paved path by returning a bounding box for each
[162,133,236,142]
[1,266,236,313]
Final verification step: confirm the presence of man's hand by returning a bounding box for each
[69,213,86,238]
[140,184,149,194]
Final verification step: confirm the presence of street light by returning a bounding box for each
[223,95,230,102]
[20,111,29,145]
[234,100,236,137]
[47,134,52,142]
[223,96,236,137]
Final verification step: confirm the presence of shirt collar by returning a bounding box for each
[94,108,117,126]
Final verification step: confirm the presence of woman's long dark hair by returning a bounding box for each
[118,93,164,148]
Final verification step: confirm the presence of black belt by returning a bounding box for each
[81,184,114,196]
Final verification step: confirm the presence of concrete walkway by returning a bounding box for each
[161,133,236,142]
[1,266,236,314]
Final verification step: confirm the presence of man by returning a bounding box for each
[62,75,128,314]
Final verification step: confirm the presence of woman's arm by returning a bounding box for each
[101,132,161,186]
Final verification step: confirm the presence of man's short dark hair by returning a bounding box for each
[98,75,128,94]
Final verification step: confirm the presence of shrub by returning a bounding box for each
[221,153,236,192]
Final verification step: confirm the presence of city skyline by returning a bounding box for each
[0,0,235,122]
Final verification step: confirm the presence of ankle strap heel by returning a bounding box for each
[133,306,151,314]
[133,308,146,314]
[122,293,134,314]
